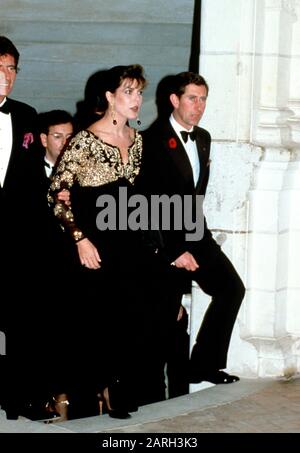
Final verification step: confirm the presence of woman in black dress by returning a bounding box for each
[49,65,168,420]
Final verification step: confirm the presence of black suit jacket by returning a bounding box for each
[138,119,212,263]
[24,149,73,265]
[0,98,37,329]
[0,97,38,237]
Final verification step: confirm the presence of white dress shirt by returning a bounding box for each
[0,97,13,186]
[44,157,54,179]
[170,114,200,187]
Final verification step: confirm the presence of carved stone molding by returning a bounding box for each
[243,335,299,377]
[265,0,296,15]
[287,99,300,117]
[283,0,297,14]
[253,106,294,147]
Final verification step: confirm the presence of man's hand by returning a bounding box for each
[171,251,199,272]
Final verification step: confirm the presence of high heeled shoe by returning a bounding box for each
[45,393,69,423]
[99,386,131,420]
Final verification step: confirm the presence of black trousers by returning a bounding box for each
[166,304,190,398]
[189,239,245,372]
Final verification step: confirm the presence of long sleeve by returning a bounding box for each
[48,137,85,243]
[48,129,143,243]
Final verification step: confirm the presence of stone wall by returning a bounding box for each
[0,0,193,122]
[190,0,300,386]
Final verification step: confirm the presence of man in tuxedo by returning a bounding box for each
[38,109,73,177]
[16,110,76,421]
[0,36,38,226]
[24,110,74,241]
[140,72,245,388]
[0,35,39,418]
[0,37,71,421]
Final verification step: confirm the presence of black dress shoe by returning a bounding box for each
[127,404,138,413]
[189,370,240,384]
[107,408,131,419]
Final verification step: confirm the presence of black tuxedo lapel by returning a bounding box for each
[194,128,210,192]
[3,114,21,189]
[160,123,210,193]
[162,123,195,190]
[2,98,37,190]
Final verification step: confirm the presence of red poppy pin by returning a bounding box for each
[168,137,177,149]
[22,132,34,149]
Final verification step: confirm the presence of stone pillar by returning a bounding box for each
[241,0,300,377]
[253,0,294,146]
[191,0,300,383]
[242,148,291,376]
[287,1,300,144]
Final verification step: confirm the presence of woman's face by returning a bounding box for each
[112,78,144,121]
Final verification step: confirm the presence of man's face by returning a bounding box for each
[0,54,17,101]
[171,83,207,130]
[40,122,73,164]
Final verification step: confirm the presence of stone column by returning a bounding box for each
[242,0,300,377]
[287,0,300,145]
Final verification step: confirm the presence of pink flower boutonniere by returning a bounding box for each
[22,132,34,149]
[168,137,177,149]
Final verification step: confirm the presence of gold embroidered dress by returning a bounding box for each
[49,129,142,251]
[48,129,144,395]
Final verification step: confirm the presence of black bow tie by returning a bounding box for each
[0,102,10,115]
[180,130,196,143]
[44,160,54,171]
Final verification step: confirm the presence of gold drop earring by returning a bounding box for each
[111,103,117,125]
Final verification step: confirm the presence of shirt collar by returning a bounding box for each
[44,157,54,168]
[170,114,194,136]
[0,97,7,108]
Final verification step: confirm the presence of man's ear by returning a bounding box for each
[170,93,179,109]
[40,132,48,148]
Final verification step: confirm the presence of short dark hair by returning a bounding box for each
[0,36,20,67]
[172,71,209,98]
[38,110,74,135]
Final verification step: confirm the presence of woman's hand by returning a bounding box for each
[76,238,101,269]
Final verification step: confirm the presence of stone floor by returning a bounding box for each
[1,375,300,435]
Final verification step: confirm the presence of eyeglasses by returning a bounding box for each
[48,133,73,140]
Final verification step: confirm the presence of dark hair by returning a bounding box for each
[74,69,109,131]
[0,36,20,68]
[95,64,147,113]
[74,65,147,131]
[155,74,178,119]
[172,71,209,98]
[38,110,74,135]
